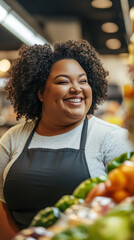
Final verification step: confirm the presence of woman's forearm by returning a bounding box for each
[0,201,20,240]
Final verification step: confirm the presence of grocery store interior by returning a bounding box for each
[1,1,134,240]
[0,0,134,137]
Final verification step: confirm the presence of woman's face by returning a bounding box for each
[39,59,92,126]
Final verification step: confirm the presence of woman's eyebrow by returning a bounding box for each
[54,73,87,80]
[79,73,87,77]
[54,74,69,80]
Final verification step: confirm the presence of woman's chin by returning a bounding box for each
[66,110,86,122]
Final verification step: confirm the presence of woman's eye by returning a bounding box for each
[57,80,69,84]
[80,79,88,83]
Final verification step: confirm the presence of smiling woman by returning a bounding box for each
[37,59,92,134]
[0,39,133,239]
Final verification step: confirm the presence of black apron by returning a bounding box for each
[4,117,90,229]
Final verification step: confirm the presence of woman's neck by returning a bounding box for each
[36,116,89,136]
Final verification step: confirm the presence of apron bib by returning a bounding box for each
[4,117,90,228]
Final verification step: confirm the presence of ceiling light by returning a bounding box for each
[3,13,45,45]
[0,59,11,72]
[0,0,50,46]
[105,39,121,50]
[101,22,118,33]
[0,5,7,21]
[91,0,112,9]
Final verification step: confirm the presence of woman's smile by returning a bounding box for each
[63,97,83,106]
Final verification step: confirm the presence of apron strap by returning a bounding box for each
[24,120,39,149]
[79,116,88,150]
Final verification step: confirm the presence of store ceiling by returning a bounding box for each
[0,0,134,55]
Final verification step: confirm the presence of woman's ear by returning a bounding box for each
[37,90,43,102]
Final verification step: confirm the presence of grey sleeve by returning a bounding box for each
[0,130,12,202]
[102,127,134,167]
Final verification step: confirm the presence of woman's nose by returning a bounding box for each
[69,85,82,94]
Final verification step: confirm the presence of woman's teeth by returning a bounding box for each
[66,98,81,103]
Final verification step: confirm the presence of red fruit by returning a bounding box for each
[85,182,107,204]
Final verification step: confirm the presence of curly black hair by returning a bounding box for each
[5,39,108,120]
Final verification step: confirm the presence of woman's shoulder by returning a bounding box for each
[89,115,120,127]
[88,116,133,161]
[0,120,36,142]
[11,120,36,132]
[88,115,126,132]
[87,115,131,145]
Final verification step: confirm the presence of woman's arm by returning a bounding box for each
[0,201,20,240]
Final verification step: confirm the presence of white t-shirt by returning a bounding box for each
[0,116,133,203]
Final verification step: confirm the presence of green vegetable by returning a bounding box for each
[91,175,108,184]
[106,202,134,217]
[90,215,131,240]
[73,175,108,199]
[30,207,61,228]
[107,152,134,173]
[89,203,134,240]
[55,195,84,212]
[52,224,90,240]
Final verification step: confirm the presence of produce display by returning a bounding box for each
[12,152,134,240]
[85,160,134,204]
[52,202,134,240]
[12,227,53,240]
